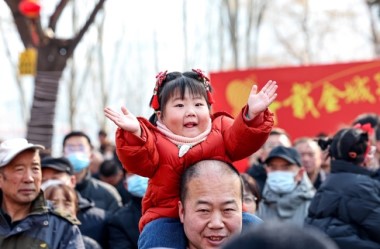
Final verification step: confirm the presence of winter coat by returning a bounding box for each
[257,173,315,225]
[305,160,380,249]
[76,192,107,248]
[76,170,122,213]
[106,196,142,249]
[0,191,84,249]
[116,107,274,231]
[83,236,102,249]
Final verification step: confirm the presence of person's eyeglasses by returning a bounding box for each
[64,144,87,154]
[243,195,258,203]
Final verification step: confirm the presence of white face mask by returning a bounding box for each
[126,175,148,197]
[266,171,297,194]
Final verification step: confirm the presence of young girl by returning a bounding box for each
[104,69,277,248]
[44,183,80,224]
[44,183,102,249]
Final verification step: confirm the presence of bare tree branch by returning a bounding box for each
[48,0,70,31]
[223,0,239,68]
[365,0,380,56]
[70,0,106,57]
[4,0,34,47]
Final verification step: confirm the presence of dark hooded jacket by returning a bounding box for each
[76,170,122,213]
[106,196,142,249]
[76,192,107,248]
[305,160,380,249]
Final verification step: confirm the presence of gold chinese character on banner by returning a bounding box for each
[18,48,37,76]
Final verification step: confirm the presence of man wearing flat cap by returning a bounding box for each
[257,145,315,226]
[0,138,85,248]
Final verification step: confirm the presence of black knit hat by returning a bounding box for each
[329,128,369,164]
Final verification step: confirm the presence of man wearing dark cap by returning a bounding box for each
[0,138,84,248]
[41,156,107,248]
[41,157,76,187]
[257,145,315,226]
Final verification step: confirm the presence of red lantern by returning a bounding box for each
[18,0,41,19]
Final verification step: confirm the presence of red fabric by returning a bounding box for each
[18,0,40,18]
[115,106,274,231]
[210,60,380,141]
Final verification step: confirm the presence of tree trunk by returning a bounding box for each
[4,0,107,153]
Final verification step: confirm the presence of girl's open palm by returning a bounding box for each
[247,80,278,119]
[104,106,141,136]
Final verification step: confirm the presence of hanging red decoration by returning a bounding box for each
[18,0,41,19]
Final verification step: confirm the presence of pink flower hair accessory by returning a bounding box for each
[150,70,168,110]
[192,69,214,105]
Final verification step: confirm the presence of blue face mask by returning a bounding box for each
[127,175,148,197]
[266,171,297,194]
[66,152,90,173]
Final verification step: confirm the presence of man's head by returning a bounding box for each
[249,128,292,166]
[264,146,304,194]
[63,131,93,183]
[0,138,44,210]
[222,222,338,249]
[41,157,76,189]
[294,138,322,177]
[99,159,124,186]
[98,130,108,143]
[178,160,243,249]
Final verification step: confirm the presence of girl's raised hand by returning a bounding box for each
[104,106,141,137]
[247,80,278,119]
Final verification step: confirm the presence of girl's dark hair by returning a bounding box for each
[149,71,212,125]
[352,112,380,141]
[317,127,369,164]
[316,137,332,151]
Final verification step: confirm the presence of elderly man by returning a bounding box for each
[178,160,246,249]
[294,137,326,189]
[0,138,84,248]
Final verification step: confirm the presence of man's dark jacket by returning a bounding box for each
[305,160,380,249]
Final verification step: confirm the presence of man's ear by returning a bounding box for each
[295,167,305,183]
[265,166,271,174]
[178,201,185,223]
[69,175,77,188]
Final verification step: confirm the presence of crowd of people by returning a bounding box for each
[0,69,379,249]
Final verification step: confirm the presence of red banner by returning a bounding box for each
[210,60,380,172]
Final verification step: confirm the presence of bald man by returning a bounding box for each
[179,160,247,249]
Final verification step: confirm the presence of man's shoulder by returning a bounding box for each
[88,177,117,191]
[108,201,136,219]
[49,209,81,225]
